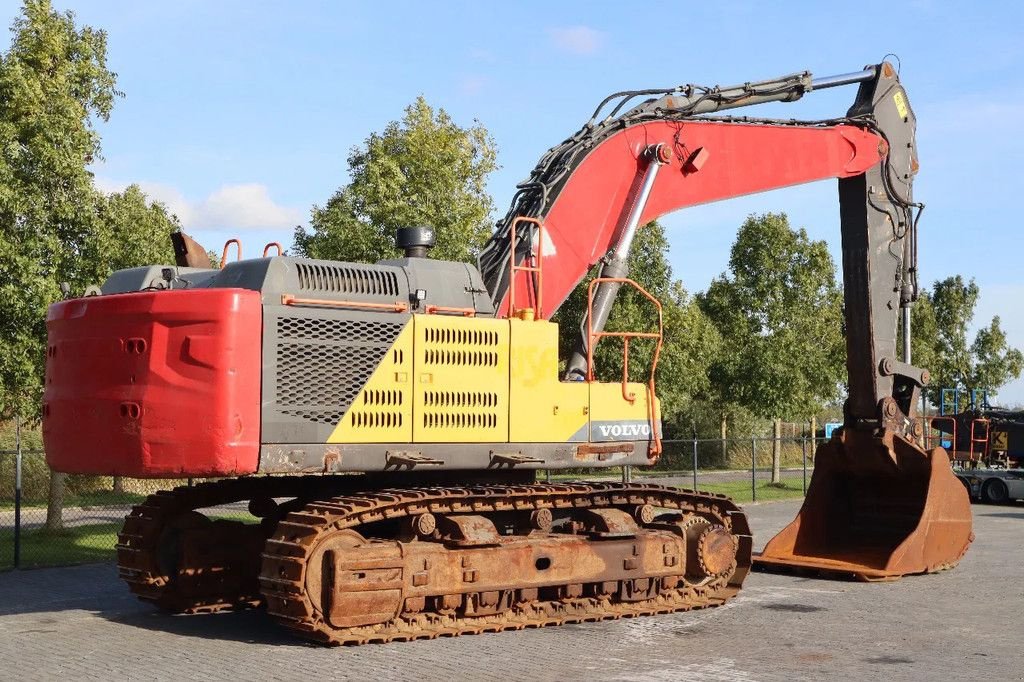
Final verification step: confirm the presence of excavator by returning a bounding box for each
[42,61,972,645]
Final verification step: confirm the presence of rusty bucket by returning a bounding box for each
[755,428,973,581]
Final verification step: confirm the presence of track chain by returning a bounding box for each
[259,482,752,645]
[116,477,278,613]
[116,475,364,613]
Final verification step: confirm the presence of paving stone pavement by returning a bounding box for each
[1,499,1021,681]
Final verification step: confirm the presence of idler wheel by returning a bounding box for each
[696,525,739,578]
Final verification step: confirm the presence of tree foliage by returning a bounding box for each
[0,1,176,419]
[698,213,845,422]
[294,96,498,265]
[912,276,1023,402]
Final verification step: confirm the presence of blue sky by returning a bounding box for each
[5,0,1024,403]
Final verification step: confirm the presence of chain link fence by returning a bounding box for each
[1,431,821,571]
[546,436,822,502]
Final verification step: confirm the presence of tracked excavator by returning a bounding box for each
[42,61,971,645]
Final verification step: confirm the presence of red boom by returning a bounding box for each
[498,120,885,317]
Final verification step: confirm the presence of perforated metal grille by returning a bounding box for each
[275,316,403,425]
[422,391,500,430]
[295,262,400,297]
[348,389,405,430]
[422,326,500,366]
[424,328,500,345]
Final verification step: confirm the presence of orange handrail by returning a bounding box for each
[970,417,991,463]
[425,304,476,317]
[220,239,242,268]
[508,217,545,320]
[281,294,408,313]
[263,242,283,257]
[585,277,664,457]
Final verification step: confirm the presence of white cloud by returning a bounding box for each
[96,178,302,231]
[198,183,302,230]
[548,26,604,55]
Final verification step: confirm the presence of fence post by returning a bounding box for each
[545,469,551,484]
[691,429,698,491]
[622,465,632,485]
[751,435,757,502]
[14,414,22,569]
[802,432,808,495]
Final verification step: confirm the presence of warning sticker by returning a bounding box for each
[893,91,908,118]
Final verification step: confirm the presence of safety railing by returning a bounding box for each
[969,418,991,463]
[220,238,242,268]
[507,217,545,320]
[586,277,664,457]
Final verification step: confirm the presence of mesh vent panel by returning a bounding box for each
[277,317,402,343]
[275,316,403,425]
[295,263,400,297]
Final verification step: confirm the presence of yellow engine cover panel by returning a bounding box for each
[413,315,510,443]
[589,381,661,443]
[509,319,589,442]
[327,321,414,443]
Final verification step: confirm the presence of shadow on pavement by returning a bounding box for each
[105,607,310,647]
[0,562,308,646]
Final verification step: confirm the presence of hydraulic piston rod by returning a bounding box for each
[810,68,877,91]
[564,143,671,380]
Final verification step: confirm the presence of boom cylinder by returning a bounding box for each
[809,68,877,91]
[564,144,670,380]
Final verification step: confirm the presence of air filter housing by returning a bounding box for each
[395,226,436,258]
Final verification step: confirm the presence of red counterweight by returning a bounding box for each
[43,288,262,477]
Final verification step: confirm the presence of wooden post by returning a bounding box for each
[45,472,66,532]
[771,418,782,483]
[720,413,728,467]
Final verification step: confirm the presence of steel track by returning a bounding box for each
[259,482,752,645]
[116,476,360,613]
[116,478,274,613]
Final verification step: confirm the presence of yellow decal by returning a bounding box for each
[328,322,414,443]
[509,319,589,443]
[893,91,908,118]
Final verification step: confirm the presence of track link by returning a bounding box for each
[260,483,752,645]
[116,477,275,613]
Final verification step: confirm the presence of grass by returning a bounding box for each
[0,523,122,569]
[696,480,805,503]
[548,468,807,503]
[0,490,149,511]
[0,477,801,570]
[0,512,259,570]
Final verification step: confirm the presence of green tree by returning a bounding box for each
[295,96,498,265]
[82,185,178,281]
[901,290,939,375]
[699,213,845,482]
[554,221,722,429]
[914,276,1023,405]
[0,0,119,420]
[0,2,179,526]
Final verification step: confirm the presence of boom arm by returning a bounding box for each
[479,62,925,432]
